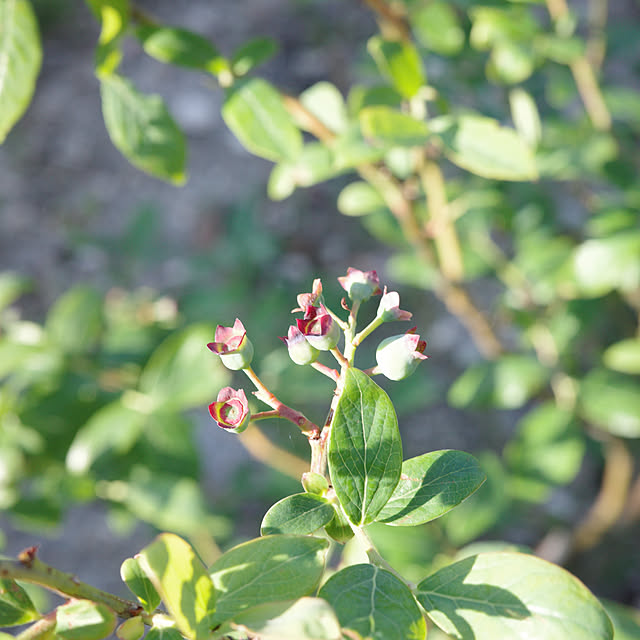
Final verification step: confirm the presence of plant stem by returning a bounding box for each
[16,611,57,640]
[0,549,148,622]
[311,361,340,381]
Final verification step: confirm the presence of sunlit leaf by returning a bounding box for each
[120,556,161,613]
[360,106,430,147]
[603,338,640,374]
[55,600,117,640]
[260,493,335,536]
[367,36,425,99]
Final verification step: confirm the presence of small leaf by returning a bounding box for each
[360,106,430,147]
[319,564,426,640]
[45,286,104,355]
[324,503,354,544]
[222,77,302,162]
[145,627,183,640]
[136,25,227,74]
[116,616,145,640]
[139,324,229,411]
[55,600,117,640]
[231,37,278,76]
[412,1,465,56]
[0,272,30,311]
[578,369,640,438]
[0,0,42,142]
[299,81,348,134]
[137,533,216,640]
[337,181,386,217]
[603,338,640,374]
[100,73,186,184]
[209,535,328,627]
[120,557,161,613]
[439,115,538,181]
[377,450,485,526]
[416,552,613,640]
[328,368,403,525]
[260,493,335,536]
[88,0,129,75]
[0,579,39,626]
[509,87,541,148]
[230,598,342,640]
[367,36,425,99]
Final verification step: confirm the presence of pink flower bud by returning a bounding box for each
[207,318,254,370]
[296,304,340,350]
[376,288,413,322]
[375,329,428,380]
[209,387,251,433]
[280,325,320,365]
[338,267,382,303]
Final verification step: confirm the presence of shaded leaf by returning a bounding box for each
[115,616,144,640]
[367,36,425,99]
[412,1,464,55]
[100,73,186,184]
[337,181,386,217]
[0,579,38,627]
[328,368,403,525]
[209,535,328,627]
[319,564,426,640]
[88,0,129,75]
[417,552,613,640]
[360,106,430,147]
[377,450,485,526]
[324,503,354,544]
[601,599,640,640]
[120,557,161,613]
[231,37,278,76]
[137,533,216,640]
[260,493,335,536]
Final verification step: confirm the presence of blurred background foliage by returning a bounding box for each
[1,0,640,631]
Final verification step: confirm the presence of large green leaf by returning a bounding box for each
[367,36,425,99]
[0,579,38,626]
[439,115,538,181]
[416,552,613,640]
[209,535,328,627]
[100,73,186,184]
[578,369,640,438]
[222,77,302,162]
[360,106,430,147]
[601,599,640,640]
[120,556,161,613]
[55,600,117,640]
[319,564,426,640]
[227,598,341,640]
[260,493,335,536]
[0,0,42,142]
[137,533,216,640]
[377,450,485,526]
[328,368,403,525]
[139,324,229,411]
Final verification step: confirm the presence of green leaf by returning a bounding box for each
[0,579,39,626]
[324,503,354,544]
[137,533,216,640]
[45,286,104,354]
[100,73,186,184]
[416,552,613,640]
[578,369,640,438]
[328,368,403,525]
[116,616,145,640]
[377,450,485,526]
[448,354,548,409]
[270,142,337,194]
[228,598,342,640]
[440,115,538,181]
[222,77,302,162]
[509,87,541,148]
[135,25,227,74]
[88,0,129,75]
[332,123,387,170]
[601,599,640,640]
[367,36,426,99]
[120,557,161,613]
[145,627,183,640]
[411,1,464,56]
[319,564,426,640]
[299,81,348,134]
[231,37,278,76]
[0,0,42,142]
[603,338,640,374]
[55,600,117,640]
[260,493,335,536]
[0,271,29,311]
[337,181,386,217]
[209,535,328,627]
[360,106,430,147]
[139,324,229,411]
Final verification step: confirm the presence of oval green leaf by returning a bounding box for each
[440,115,538,181]
[116,616,145,640]
[360,106,430,147]
[603,338,640,374]
[209,535,329,627]
[0,0,42,143]
[319,564,426,640]
[367,36,425,99]
[100,73,186,184]
[324,503,354,544]
[416,552,613,640]
[299,81,348,134]
[337,181,386,217]
[55,600,117,640]
[222,77,302,162]
[260,493,335,536]
[137,533,216,640]
[377,450,485,526]
[328,368,403,525]
[231,37,278,77]
[0,578,38,626]
[120,557,161,613]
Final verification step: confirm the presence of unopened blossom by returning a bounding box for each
[209,387,251,433]
[338,267,382,303]
[207,318,254,370]
[375,329,428,380]
[376,288,412,322]
[292,278,323,313]
[280,325,319,365]
[296,304,340,350]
